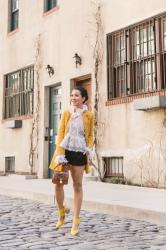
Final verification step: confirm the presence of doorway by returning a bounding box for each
[72,74,92,110]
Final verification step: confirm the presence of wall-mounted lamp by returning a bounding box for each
[46,64,54,77]
[73,53,82,68]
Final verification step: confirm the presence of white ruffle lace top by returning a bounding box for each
[60,105,87,152]
[55,105,93,164]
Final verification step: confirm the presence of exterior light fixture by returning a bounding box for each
[73,53,82,68]
[46,64,54,77]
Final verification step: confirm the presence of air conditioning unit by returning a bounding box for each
[5,120,22,129]
[134,96,166,111]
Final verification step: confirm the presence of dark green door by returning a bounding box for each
[49,86,62,177]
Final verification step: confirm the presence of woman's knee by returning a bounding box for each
[55,183,64,192]
[73,182,82,192]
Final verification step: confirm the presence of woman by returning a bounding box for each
[49,86,94,236]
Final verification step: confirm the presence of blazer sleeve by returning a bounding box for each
[55,111,67,156]
[87,112,94,149]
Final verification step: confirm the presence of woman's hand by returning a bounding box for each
[85,147,93,160]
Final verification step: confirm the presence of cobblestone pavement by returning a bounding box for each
[0,195,166,250]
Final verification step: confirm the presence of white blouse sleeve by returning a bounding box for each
[54,155,68,164]
[85,147,93,160]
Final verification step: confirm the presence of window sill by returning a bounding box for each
[1,114,33,124]
[7,28,19,37]
[43,5,60,17]
[106,90,166,106]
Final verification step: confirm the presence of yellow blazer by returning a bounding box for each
[49,110,94,174]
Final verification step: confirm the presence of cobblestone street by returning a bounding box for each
[0,195,166,250]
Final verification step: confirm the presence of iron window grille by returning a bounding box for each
[107,31,127,98]
[103,157,124,178]
[5,156,15,173]
[107,13,166,100]
[9,0,19,31]
[44,0,57,12]
[4,65,34,119]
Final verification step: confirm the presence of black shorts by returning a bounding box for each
[65,150,87,166]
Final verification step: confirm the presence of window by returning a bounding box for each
[9,0,19,31]
[107,31,127,98]
[4,66,34,119]
[103,157,124,178]
[44,0,57,12]
[161,18,166,90]
[107,13,166,100]
[131,22,156,93]
[5,156,15,173]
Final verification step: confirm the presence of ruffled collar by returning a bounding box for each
[69,105,88,118]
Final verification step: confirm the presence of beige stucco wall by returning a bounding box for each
[0,0,96,177]
[97,0,166,186]
[0,0,166,185]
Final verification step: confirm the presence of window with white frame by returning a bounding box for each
[9,0,19,31]
[44,0,57,12]
[4,66,34,119]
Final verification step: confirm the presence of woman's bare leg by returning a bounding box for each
[70,166,85,229]
[55,183,64,210]
[55,183,66,229]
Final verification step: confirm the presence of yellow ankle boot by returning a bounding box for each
[70,216,80,236]
[55,206,70,230]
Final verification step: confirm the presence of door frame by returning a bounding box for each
[71,74,91,88]
[70,74,92,109]
[48,83,62,178]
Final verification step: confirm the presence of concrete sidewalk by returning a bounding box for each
[0,175,166,227]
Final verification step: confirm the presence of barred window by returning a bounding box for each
[44,0,57,12]
[131,22,156,93]
[103,157,124,178]
[5,156,15,173]
[161,18,166,89]
[107,31,127,98]
[4,66,34,119]
[9,0,19,31]
[107,13,166,100]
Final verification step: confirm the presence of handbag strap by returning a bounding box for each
[53,163,69,171]
[53,163,61,170]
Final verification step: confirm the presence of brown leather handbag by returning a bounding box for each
[52,163,69,185]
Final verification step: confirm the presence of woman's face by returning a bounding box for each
[70,89,85,108]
